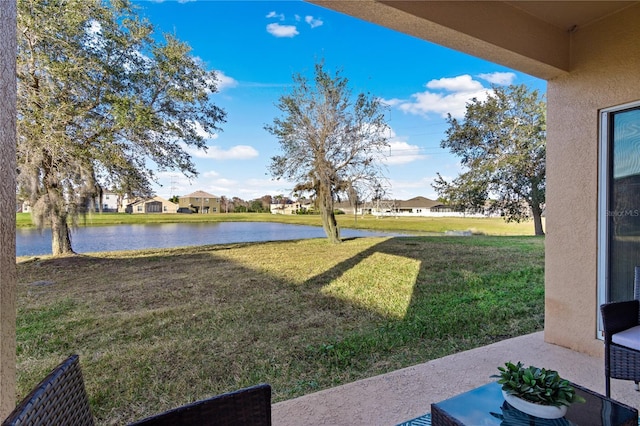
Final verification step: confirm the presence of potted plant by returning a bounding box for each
[493,361,586,419]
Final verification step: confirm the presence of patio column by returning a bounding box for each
[0,0,17,419]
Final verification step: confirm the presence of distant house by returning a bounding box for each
[337,196,490,218]
[126,196,178,214]
[92,191,127,213]
[178,190,220,214]
[356,196,439,216]
[393,196,441,215]
[21,192,128,214]
[270,198,314,214]
[16,197,30,213]
[270,198,298,214]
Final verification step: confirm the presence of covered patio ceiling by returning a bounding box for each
[308,1,639,80]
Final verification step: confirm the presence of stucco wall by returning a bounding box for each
[545,4,640,356]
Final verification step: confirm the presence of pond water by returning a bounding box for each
[16,222,399,257]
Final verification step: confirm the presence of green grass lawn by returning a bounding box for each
[16,235,544,424]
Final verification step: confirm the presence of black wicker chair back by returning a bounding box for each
[2,354,94,426]
[128,383,272,426]
[601,268,640,398]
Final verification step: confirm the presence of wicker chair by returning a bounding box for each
[600,266,640,397]
[128,383,272,426]
[2,354,94,426]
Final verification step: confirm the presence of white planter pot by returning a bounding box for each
[502,390,568,419]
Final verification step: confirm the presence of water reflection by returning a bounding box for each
[16,222,397,256]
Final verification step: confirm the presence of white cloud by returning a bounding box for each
[155,171,189,186]
[187,144,260,160]
[386,141,428,165]
[190,121,219,140]
[373,126,428,166]
[380,98,402,107]
[266,11,285,20]
[395,74,491,119]
[388,177,440,200]
[477,71,516,85]
[265,11,320,37]
[305,15,323,28]
[214,71,238,91]
[213,177,237,186]
[266,23,299,38]
[426,75,483,92]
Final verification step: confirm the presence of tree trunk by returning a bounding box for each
[51,214,74,256]
[318,185,341,243]
[97,186,103,213]
[0,0,17,416]
[532,207,545,236]
[320,204,341,244]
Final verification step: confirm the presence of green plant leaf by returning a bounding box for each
[494,361,584,407]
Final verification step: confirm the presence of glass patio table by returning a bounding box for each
[431,381,638,426]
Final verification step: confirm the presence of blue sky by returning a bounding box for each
[134,0,546,201]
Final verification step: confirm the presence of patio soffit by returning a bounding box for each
[308,1,639,80]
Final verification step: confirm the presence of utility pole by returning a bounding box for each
[169,175,178,199]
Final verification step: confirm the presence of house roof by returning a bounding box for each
[182,190,217,198]
[129,195,176,206]
[395,196,441,208]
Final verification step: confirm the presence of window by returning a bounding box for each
[146,202,161,213]
[598,101,640,331]
[137,205,142,212]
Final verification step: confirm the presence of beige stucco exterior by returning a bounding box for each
[128,196,178,214]
[545,5,640,356]
[178,190,221,214]
[310,0,640,357]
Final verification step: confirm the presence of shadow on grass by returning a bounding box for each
[16,236,544,424]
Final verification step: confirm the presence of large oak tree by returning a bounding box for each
[266,62,390,243]
[433,84,546,235]
[16,0,225,255]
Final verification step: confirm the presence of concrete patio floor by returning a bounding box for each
[272,331,640,425]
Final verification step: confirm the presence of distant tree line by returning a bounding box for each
[218,195,273,213]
